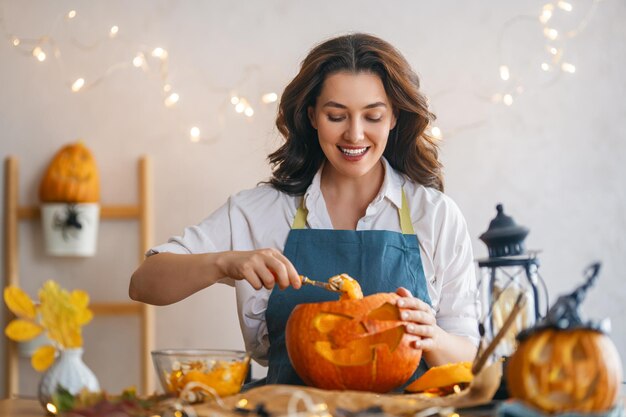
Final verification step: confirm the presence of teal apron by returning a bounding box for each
[264,189,431,387]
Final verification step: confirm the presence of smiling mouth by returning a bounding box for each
[338,146,369,156]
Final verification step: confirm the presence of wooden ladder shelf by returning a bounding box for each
[3,156,155,397]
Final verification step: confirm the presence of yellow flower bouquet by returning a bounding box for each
[3,280,93,371]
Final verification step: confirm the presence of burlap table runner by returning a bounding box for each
[193,362,502,417]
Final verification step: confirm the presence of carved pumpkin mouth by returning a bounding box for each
[313,302,405,366]
[507,328,623,413]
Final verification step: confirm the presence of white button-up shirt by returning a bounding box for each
[149,158,480,365]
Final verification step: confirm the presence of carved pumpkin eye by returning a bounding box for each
[507,329,623,414]
[286,293,421,393]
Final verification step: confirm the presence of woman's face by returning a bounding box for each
[308,71,396,181]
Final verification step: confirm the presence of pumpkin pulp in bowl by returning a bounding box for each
[152,349,250,402]
[286,274,421,392]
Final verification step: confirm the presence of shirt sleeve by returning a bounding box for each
[146,199,235,287]
[433,198,481,346]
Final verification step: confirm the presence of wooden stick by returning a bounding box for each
[472,293,526,375]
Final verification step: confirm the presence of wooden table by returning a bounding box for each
[0,399,46,417]
[1,397,624,417]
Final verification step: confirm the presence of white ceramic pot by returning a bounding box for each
[38,348,100,408]
[40,203,100,256]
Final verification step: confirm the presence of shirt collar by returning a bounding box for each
[304,157,405,210]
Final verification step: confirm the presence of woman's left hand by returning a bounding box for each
[396,287,438,352]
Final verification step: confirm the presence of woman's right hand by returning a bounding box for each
[215,249,301,290]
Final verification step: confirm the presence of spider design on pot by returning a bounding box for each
[53,204,83,241]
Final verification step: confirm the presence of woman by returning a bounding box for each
[130,33,480,386]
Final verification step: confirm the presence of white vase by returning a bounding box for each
[38,348,100,408]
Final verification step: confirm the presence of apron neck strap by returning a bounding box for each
[291,189,415,234]
[292,197,309,229]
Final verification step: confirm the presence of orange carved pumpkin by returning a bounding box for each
[285,292,421,392]
[39,142,100,203]
[507,328,623,414]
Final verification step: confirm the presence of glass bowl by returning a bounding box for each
[152,349,250,402]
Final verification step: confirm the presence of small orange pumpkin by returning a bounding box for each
[39,142,100,203]
[507,328,622,414]
[286,292,421,392]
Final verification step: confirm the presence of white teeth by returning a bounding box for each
[339,147,368,156]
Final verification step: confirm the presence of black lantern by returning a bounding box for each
[477,204,543,358]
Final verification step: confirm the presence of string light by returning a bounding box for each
[32,46,46,62]
[151,47,168,59]
[46,403,58,415]
[499,65,510,81]
[190,126,201,142]
[561,62,576,73]
[164,92,179,107]
[235,102,246,113]
[539,4,554,23]
[557,1,573,12]
[431,126,442,139]
[2,3,597,144]
[71,78,85,92]
[261,92,278,103]
[543,27,559,40]
[132,53,145,68]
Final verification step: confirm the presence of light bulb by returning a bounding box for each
[557,1,573,12]
[561,62,576,73]
[503,94,513,106]
[549,46,558,55]
[541,62,551,71]
[163,84,172,92]
[431,126,442,139]
[71,78,85,92]
[164,93,179,107]
[109,26,119,38]
[231,96,240,105]
[152,47,168,59]
[539,9,553,24]
[499,65,510,81]
[11,36,20,46]
[32,46,46,62]
[235,103,245,113]
[132,53,145,67]
[262,92,278,103]
[491,93,503,103]
[543,28,558,40]
[245,107,254,117]
[67,10,77,19]
[190,127,201,142]
[46,403,58,414]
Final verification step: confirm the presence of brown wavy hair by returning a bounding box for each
[267,33,443,194]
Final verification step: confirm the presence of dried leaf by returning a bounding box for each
[70,290,89,308]
[3,286,36,319]
[5,319,43,341]
[32,344,57,372]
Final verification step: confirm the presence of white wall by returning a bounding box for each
[1,0,625,395]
